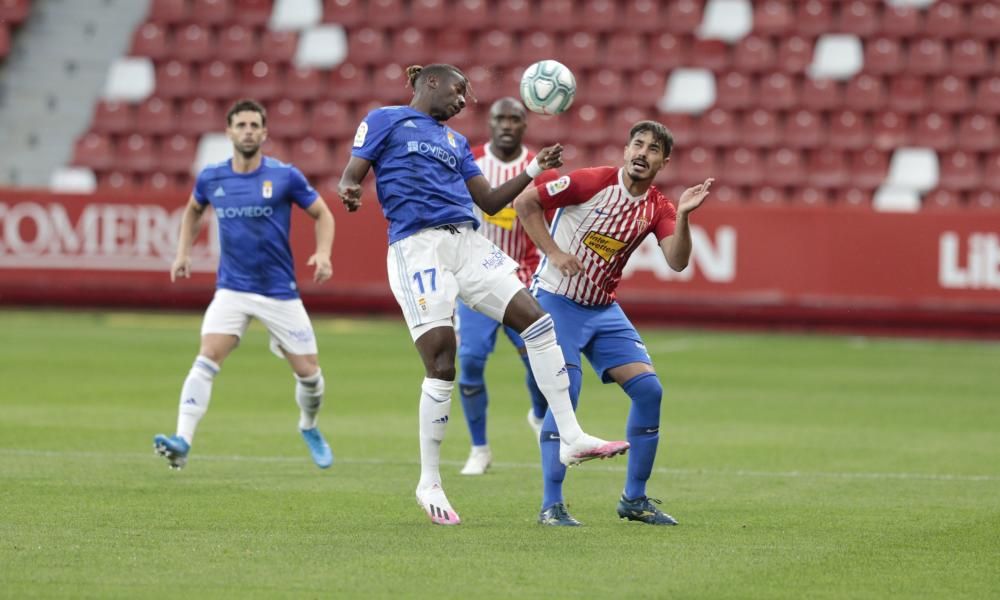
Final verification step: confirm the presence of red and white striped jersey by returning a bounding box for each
[471,143,556,286]
[533,166,677,306]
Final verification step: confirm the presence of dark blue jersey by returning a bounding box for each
[193,156,318,299]
[351,106,483,243]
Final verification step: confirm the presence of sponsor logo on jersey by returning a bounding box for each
[446,131,457,148]
[403,120,417,128]
[214,186,226,197]
[406,141,458,168]
[482,207,517,231]
[215,205,274,219]
[546,175,570,196]
[583,231,627,262]
[262,180,273,199]
[353,121,368,147]
[481,247,508,270]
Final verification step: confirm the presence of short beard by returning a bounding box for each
[237,145,259,159]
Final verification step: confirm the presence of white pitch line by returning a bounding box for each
[2,448,998,482]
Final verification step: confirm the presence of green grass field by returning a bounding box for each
[1,309,998,599]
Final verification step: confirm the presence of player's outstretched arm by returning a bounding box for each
[660,178,714,272]
[513,185,583,277]
[171,196,208,282]
[305,196,334,283]
[338,156,372,213]
[467,144,564,215]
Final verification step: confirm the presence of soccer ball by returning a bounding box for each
[519,60,577,115]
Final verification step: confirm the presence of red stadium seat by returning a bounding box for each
[661,0,698,35]
[757,72,797,111]
[73,132,115,171]
[827,110,870,151]
[609,106,646,137]
[706,184,746,205]
[871,110,909,151]
[583,69,625,107]
[845,74,887,112]
[784,109,824,149]
[628,70,666,109]
[191,0,232,25]
[263,137,291,163]
[967,190,1000,211]
[699,108,738,148]
[560,32,600,71]
[266,98,309,139]
[98,170,138,192]
[452,0,492,31]
[659,113,698,147]
[465,66,503,104]
[938,151,982,191]
[309,100,356,140]
[906,38,947,77]
[119,134,157,174]
[833,187,873,210]
[763,148,805,187]
[949,40,989,77]
[672,146,718,184]
[241,61,282,101]
[984,151,1000,191]
[721,148,763,186]
[688,39,730,73]
[911,112,956,151]
[799,78,842,112]
[739,109,780,148]
[590,143,625,168]
[807,150,849,189]
[156,60,194,98]
[524,113,566,144]
[391,27,433,66]
[327,63,371,102]
[92,101,134,135]
[603,32,647,71]
[159,134,197,174]
[323,0,365,28]
[198,60,238,100]
[579,0,621,33]
[955,113,997,152]
[410,0,445,29]
[494,0,535,31]
[370,63,411,105]
[749,185,789,206]
[863,37,903,76]
[538,0,576,32]
[715,71,756,111]
[139,171,185,193]
[130,22,168,60]
[258,30,298,63]
[178,97,222,135]
[923,1,966,38]
[172,24,215,63]
[0,23,9,59]
[929,76,971,114]
[969,3,1000,40]
[365,0,406,29]
[285,67,325,101]
[879,4,922,38]
[973,76,1000,115]
[796,0,833,37]
[887,75,927,113]
[645,33,689,72]
[147,0,188,24]
[565,104,607,145]
[793,186,831,207]
[517,31,557,66]
[922,188,963,211]
[347,27,388,66]
[839,0,879,37]
[753,0,793,35]
[290,137,332,178]
[233,0,273,28]
[217,24,257,62]
[851,149,889,189]
[433,29,473,68]
[474,30,515,67]
[732,35,775,74]
[133,96,176,136]
[775,36,813,74]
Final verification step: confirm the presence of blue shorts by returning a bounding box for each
[456,300,526,360]
[535,289,651,383]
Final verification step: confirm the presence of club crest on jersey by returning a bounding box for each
[583,231,627,262]
[546,175,570,196]
[353,121,368,147]
[262,180,273,199]
[635,217,649,229]
[446,131,457,148]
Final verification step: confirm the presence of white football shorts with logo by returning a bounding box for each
[201,288,318,357]
[387,223,523,341]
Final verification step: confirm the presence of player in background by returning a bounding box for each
[154,99,336,471]
[514,120,713,526]
[338,64,629,526]
[457,97,554,476]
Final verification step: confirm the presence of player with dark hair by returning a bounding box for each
[457,96,554,476]
[338,64,628,525]
[154,98,336,471]
[514,120,713,526]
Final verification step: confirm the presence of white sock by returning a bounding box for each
[295,369,324,430]
[176,355,219,445]
[418,377,453,490]
[521,315,583,443]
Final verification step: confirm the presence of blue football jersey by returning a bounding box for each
[193,156,318,299]
[351,106,483,243]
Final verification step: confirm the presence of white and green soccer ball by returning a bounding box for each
[519,60,577,115]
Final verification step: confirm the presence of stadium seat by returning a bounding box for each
[327,63,370,102]
[50,166,98,194]
[155,60,194,99]
[583,69,625,107]
[983,151,1000,191]
[296,26,348,69]
[911,112,956,151]
[267,98,309,139]
[138,171,183,193]
[370,63,410,105]
[410,0,445,29]
[365,0,406,29]
[863,37,903,76]
[887,75,927,113]
[973,76,1000,115]
[796,0,833,37]
[0,22,8,60]
[159,134,198,174]
[525,113,566,144]
[938,150,982,191]
[906,38,947,77]
[808,34,863,80]
[775,36,813,74]
[452,0,492,30]
[98,170,138,192]
[133,96,176,136]
[130,22,168,60]
[792,186,830,207]
[272,0,321,29]
[923,1,966,38]
[610,106,646,137]
[284,66,324,101]
[565,104,607,145]
[91,101,134,135]
[688,39,730,73]
[465,66,502,104]
[628,70,667,109]
[799,77,842,112]
[732,35,775,73]
[559,32,600,71]
[871,110,909,151]
[880,4,922,39]
[851,148,889,190]
[178,97,222,136]
[784,109,824,149]
[103,57,155,103]
[216,24,257,62]
[538,0,576,32]
[949,40,989,77]
[391,27,432,66]
[922,188,963,211]
[969,2,1000,39]
[967,190,1000,210]
[833,187,872,210]
[826,110,869,151]
[698,0,752,43]
[753,0,793,35]
[721,147,763,186]
[746,185,788,206]
[672,146,718,183]
[955,114,997,152]
[494,0,535,31]
[119,134,157,174]
[838,0,879,37]
[474,30,515,67]
[258,30,298,63]
[309,99,355,140]
[739,109,780,148]
[590,143,625,168]
[240,61,283,101]
[659,68,715,114]
[757,72,797,111]
[929,75,971,114]
[172,24,215,63]
[233,0,273,28]
[807,149,849,189]
[290,137,331,177]
[147,0,188,24]
[645,33,689,72]
[433,29,473,68]
[347,27,387,66]
[579,0,621,33]
[517,31,557,66]
[322,0,365,28]
[191,0,232,25]
[699,108,738,148]
[706,183,746,205]
[72,132,115,171]
[763,148,805,187]
[659,113,698,147]
[661,0,698,35]
[886,147,939,194]
[197,60,238,100]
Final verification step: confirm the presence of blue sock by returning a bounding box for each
[459,355,488,447]
[519,353,548,420]
[540,366,581,509]
[622,372,663,500]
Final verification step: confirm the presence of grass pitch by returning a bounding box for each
[1,309,998,599]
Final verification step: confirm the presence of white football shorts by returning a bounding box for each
[387,223,524,341]
[201,288,318,357]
